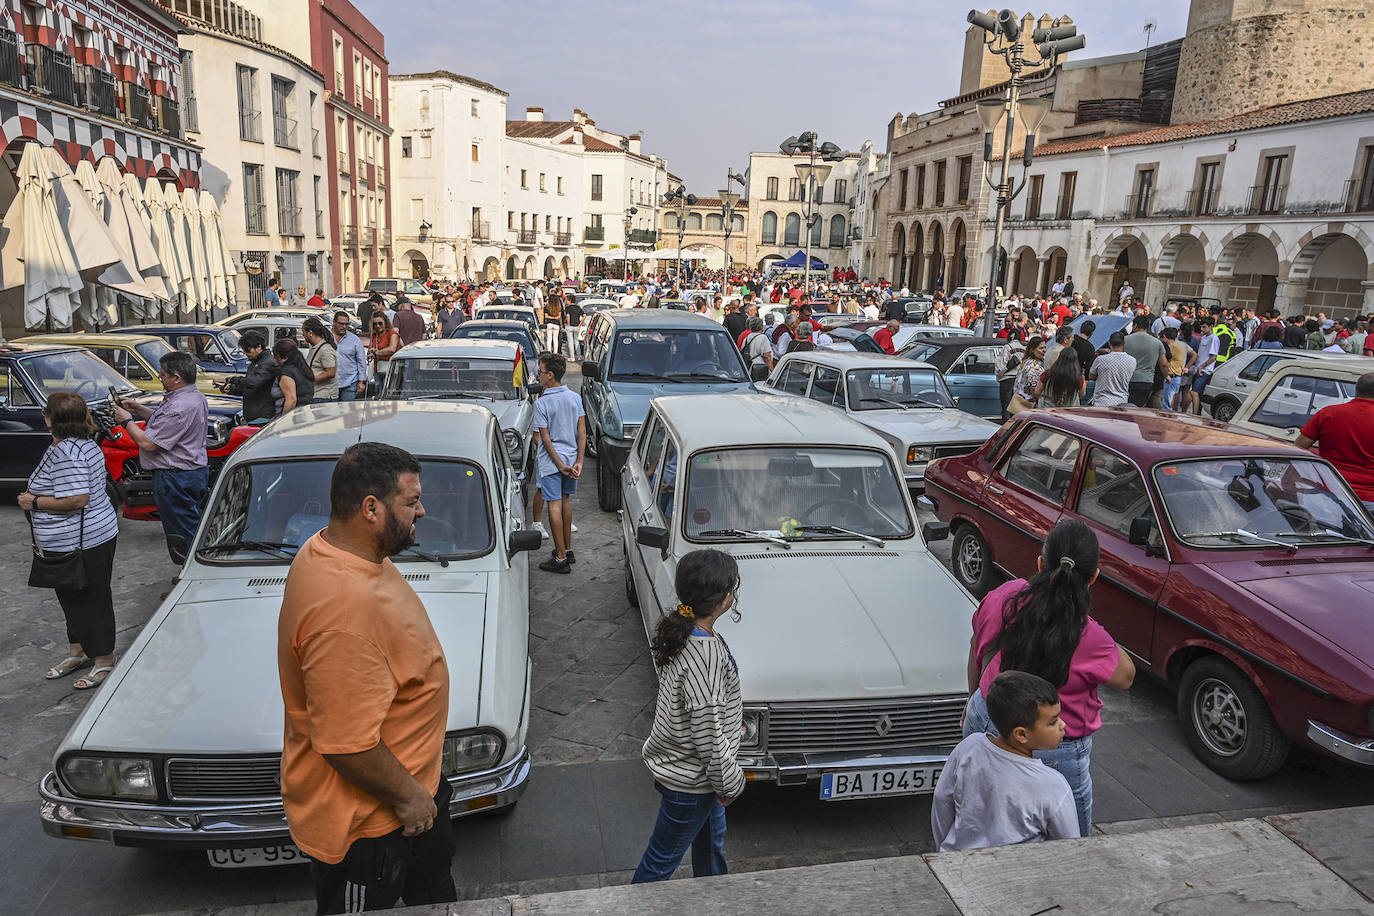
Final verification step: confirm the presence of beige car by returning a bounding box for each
[1228,354,1374,441]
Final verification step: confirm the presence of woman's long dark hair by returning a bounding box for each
[651,549,739,667]
[1042,348,1081,406]
[992,519,1100,687]
[272,337,312,376]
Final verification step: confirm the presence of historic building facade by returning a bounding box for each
[744,150,862,271]
[660,196,747,271]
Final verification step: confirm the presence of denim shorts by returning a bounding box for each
[539,471,577,501]
[1191,373,1211,394]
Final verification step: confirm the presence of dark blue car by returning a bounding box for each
[109,324,248,373]
[896,337,1007,420]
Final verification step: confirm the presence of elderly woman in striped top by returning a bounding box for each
[632,549,746,883]
[18,392,121,689]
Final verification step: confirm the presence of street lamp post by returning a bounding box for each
[663,184,696,290]
[621,214,633,281]
[719,168,745,282]
[780,132,848,296]
[966,9,1084,337]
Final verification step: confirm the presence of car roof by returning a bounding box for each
[781,350,938,371]
[455,319,533,332]
[19,332,164,346]
[0,341,83,356]
[598,308,730,330]
[1018,408,1313,460]
[1257,351,1374,364]
[231,401,495,462]
[652,393,891,451]
[907,336,1005,348]
[393,339,518,360]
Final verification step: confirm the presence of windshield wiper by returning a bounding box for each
[197,540,299,559]
[609,372,684,383]
[900,395,947,409]
[697,528,792,548]
[794,524,886,547]
[1266,529,1374,550]
[858,396,911,410]
[398,546,450,567]
[1188,529,1297,554]
[412,392,488,400]
[666,372,739,382]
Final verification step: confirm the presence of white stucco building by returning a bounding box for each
[502,130,584,280]
[848,141,888,279]
[176,1,330,305]
[745,150,862,272]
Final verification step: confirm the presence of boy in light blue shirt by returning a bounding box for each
[534,353,585,574]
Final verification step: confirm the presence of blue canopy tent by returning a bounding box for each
[773,250,827,269]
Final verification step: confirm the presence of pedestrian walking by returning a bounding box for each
[435,298,464,339]
[278,443,456,914]
[332,311,368,402]
[633,549,745,883]
[933,671,1079,850]
[272,338,316,414]
[534,353,585,574]
[542,292,566,354]
[112,351,210,564]
[392,299,427,346]
[20,392,120,689]
[263,277,283,308]
[368,314,402,390]
[1160,327,1195,411]
[1123,316,1166,408]
[961,519,1136,837]
[1008,336,1046,414]
[1033,349,1084,408]
[303,317,339,402]
[218,330,278,423]
[1088,333,1135,408]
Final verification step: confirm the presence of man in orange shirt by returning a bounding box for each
[278,442,454,913]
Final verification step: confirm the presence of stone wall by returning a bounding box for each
[1166,270,1205,298]
[1173,3,1374,125]
[1305,275,1366,317]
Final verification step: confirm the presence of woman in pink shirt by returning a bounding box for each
[961,520,1135,836]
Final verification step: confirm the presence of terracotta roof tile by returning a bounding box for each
[506,120,576,139]
[1030,88,1374,158]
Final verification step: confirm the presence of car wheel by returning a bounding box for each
[624,544,640,608]
[1177,656,1289,780]
[597,448,622,512]
[585,426,599,458]
[951,523,995,595]
[1211,397,1239,423]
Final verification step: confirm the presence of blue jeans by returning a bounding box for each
[631,783,727,883]
[152,467,208,564]
[963,689,1094,838]
[337,385,358,402]
[1161,376,1182,411]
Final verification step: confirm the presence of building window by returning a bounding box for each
[1026,174,1043,219]
[539,172,546,191]
[833,179,847,204]
[557,176,564,194]
[180,50,198,132]
[332,36,344,92]
[271,76,297,148]
[1354,146,1374,212]
[418,90,429,124]
[1132,168,1155,218]
[545,215,551,232]
[471,143,479,162]
[956,156,972,204]
[783,213,800,246]
[507,210,515,230]
[590,213,603,228]
[276,168,301,236]
[339,188,350,229]
[362,59,372,98]
[914,165,926,208]
[471,98,479,117]
[766,176,778,200]
[401,136,412,158]
[828,214,846,247]
[355,124,365,174]
[313,175,323,237]
[899,169,909,210]
[1056,171,1077,219]
[591,173,603,201]
[1256,154,1287,215]
[1194,161,1221,216]
[242,163,266,234]
[353,52,363,105]
[236,65,259,141]
[706,213,723,231]
[934,160,947,206]
[520,169,528,188]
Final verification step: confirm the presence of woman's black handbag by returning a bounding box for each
[27,508,86,590]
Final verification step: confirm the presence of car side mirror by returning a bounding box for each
[1128,515,1153,548]
[922,521,949,542]
[509,529,542,554]
[581,361,601,381]
[527,382,543,396]
[636,525,669,550]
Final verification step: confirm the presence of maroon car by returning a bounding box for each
[923,408,1374,780]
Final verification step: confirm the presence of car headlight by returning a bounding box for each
[441,729,505,777]
[206,416,231,448]
[740,708,766,750]
[60,755,158,801]
[621,423,640,442]
[501,428,522,460]
[907,445,935,464]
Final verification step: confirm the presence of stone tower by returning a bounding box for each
[1172,0,1374,125]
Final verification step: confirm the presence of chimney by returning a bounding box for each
[571,108,586,125]
[627,133,642,155]
[570,125,584,146]
[585,118,596,127]
[525,106,544,122]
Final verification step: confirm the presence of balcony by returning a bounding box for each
[237,105,260,141]
[362,226,376,247]
[1124,191,1153,219]
[120,81,155,130]
[278,205,302,237]
[1340,178,1374,214]
[342,227,357,248]
[517,229,537,246]
[74,64,116,117]
[244,202,267,235]
[338,149,350,174]
[629,228,658,246]
[1245,184,1286,216]
[272,113,298,149]
[158,96,180,137]
[380,228,391,248]
[584,226,605,242]
[1185,187,1219,217]
[1054,194,1075,220]
[0,30,19,88]
[554,231,572,246]
[25,44,75,106]
[472,220,491,242]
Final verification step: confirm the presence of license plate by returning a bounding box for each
[206,843,305,868]
[820,765,943,800]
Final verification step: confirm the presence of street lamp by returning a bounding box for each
[966,9,1083,336]
[780,132,848,295]
[663,184,697,288]
[719,168,745,280]
[621,205,638,281]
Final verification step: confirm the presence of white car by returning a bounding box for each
[382,339,539,477]
[758,351,1001,489]
[474,303,539,336]
[1203,349,1363,423]
[621,393,974,798]
[40,402,539,863]
[1228,354,1374,441]
[215,307,357,346]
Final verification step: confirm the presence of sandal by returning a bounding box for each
[73,664,114,690]
[45,655,91,680]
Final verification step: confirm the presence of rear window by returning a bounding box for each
[1249,374,1355,430]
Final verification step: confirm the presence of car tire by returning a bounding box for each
[951,523,995,595]
[624,544,640,608]
[1177,656,1289,780]
[1211,397,1240,423]
[597,448,622,512]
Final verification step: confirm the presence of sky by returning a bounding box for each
[357,0,1193,193]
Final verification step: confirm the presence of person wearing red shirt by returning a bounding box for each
[1296,372,1374,513]
[307,289,327,310]
[1050,301,1072,324]
[872,319,900,355]
[787,286,804,305]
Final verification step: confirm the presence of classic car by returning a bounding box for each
[473,304,540,335]
[365,277,436,310]
[923,408,1374,779]
[758,350,1000,489]
[846,321,975,351]
[40,402,540,861]
[18,333,234,395]
[215,308,361,346]
[621,393,970,798]
[896,337,1008,420]
[108,324,249,373]
[1201,350,1360,423]
[382,339,539,478]
[448,319,540,365]
[1066,313,1131,349]
[579,309,754,511]
[1227,355,1374,441]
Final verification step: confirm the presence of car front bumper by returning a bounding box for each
[39,749,530,849]
[1307,720,1374,767]
[600,437,633,473]
[739,747,952,786]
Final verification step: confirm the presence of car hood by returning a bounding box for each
[1227,561,1374,666]
[607,381,754,427]
[853,408,1000,444]
[719,551,973,702]
[76,579,490,754]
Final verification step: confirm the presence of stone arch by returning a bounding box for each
[542,256,556,277]
[1043,246,1069,296]
[482,256,500,281]
[561,256,572,277]
[909,221,924,290]
[1096,228,1154,264]
[1155,230,1210,275]
[927,221,945,291]
[951,219,968,289]
[1288,225,1374,281]
[505,256,517,280]
[1010,245,1037,296]
[1212,230,1282,313]
[1158,232,1208,299]
[1210,226,1285,278]
[1289,232,1370,318]
[891,221,906,286]
[401,248,428,280]
[523,255,536,278]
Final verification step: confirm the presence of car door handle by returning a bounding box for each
[986,485,1004,496]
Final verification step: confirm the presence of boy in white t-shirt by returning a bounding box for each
[931,671,1079,851]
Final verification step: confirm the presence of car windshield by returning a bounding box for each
[684,447,913,541]
[20,350,140,400]
[1154,457,1374,548]
[198,458,493,563]
[385,356,519,400]
[846,367,953,409]
[480,308,530,322]
[608,329,746,382]
[901,343,943,364]
[135,338,175,366]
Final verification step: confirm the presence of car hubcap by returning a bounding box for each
[957,535,983,584]
[1192,677,1247,756]
[1216,402,1235,422]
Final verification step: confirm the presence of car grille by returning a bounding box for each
[933,445,979,460]
[766,696,966,754]
[166,757,282,802]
